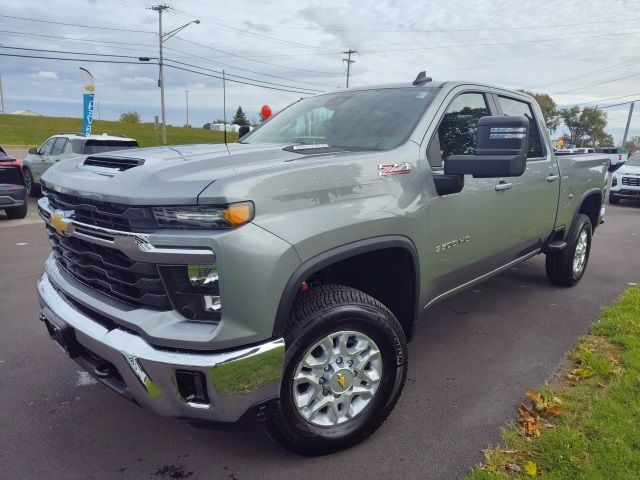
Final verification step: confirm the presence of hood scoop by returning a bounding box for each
[82,156,145,172]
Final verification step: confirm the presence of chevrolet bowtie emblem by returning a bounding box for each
[50,210,74,236]
[337,373,347,389]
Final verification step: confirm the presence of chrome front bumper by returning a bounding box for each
[37,271,285,423]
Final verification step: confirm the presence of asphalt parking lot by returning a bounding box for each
[1,198,638,480]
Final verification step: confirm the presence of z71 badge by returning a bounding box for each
[378,163,411,176]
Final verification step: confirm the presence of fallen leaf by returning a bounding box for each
[547,405,565,416]
[505,463,521,473]
[518,403,540,437]
[566,373,579,383]
[526,390,546,410]
[552,396,563,405]
[524,460,537,477]
[572,367,594,378]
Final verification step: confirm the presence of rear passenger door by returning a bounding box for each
[494,94,560,247]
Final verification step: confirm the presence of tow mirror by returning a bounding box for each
[28,147,38,155]
[444,115,529,178]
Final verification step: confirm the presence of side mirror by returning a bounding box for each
[238,125,250,139]
[444,116,529,178]
[28,147,38,155]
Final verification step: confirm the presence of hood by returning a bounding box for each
[616,164,640,176]
[41,143,313,205]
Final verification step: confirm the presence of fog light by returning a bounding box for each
[176,370,209,405]
[159,264,221,321]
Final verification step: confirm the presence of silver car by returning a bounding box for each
[23,132,138,196]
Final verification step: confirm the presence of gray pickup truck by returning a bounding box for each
[36,74,608,455]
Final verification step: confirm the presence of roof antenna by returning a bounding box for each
[413,71,432,85]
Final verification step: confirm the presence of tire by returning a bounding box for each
[546,214,592,287]
[265,284,408,456]
[609,194,620,205]
[5,202,28,219]
[24,169,41,197]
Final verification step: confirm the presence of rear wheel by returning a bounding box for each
[5,202,28,219]
[24,169,41,197]
[265,284,407,456]
[609,194,620,204]
[545,214,592,286]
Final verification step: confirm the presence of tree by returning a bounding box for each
[119,111,141,123]
[559,106,614,147]
[232,106,249,126]
[202,122,212,130]
[520,91,560,133]
[624,135,640,154]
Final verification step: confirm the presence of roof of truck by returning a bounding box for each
[54,132,136,142]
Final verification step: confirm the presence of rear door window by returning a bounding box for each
[39,138,56,155]
[498,96,544,158]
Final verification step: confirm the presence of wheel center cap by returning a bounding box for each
[329,369,354,394]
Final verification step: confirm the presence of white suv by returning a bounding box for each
[610,152,640,204]
[23,132,138,196]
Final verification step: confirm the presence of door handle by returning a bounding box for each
[495,182,513,192]
[546,174,560,182]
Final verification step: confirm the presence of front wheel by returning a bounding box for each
[24,169,41,197]
[546,214,592,286]
[265,284,408,455]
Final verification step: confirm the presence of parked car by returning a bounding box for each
[594,146,628,170]
[0,146,28,219]
[36,75,608,455]
[23,132,139,196]
[609,152,640,204]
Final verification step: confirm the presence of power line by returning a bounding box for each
[532,57,640,89]
[164,58,323,92]
[172,36,343,75]
[0,13,154,33]
[162,46,338,88]
[177,15,640,34]
[556,71,640,94]
[0,45,141,59]
[0,52,318,95]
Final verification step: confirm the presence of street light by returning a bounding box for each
[150,9,200,144]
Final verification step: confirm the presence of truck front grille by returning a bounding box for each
[46,224,171,310]
[621,176,640,186]
[43,187,158,232]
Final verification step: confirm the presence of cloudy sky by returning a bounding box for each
[1,0,639,142]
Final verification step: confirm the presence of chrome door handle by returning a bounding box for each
[495,182,513,191]
[546,174,560,182]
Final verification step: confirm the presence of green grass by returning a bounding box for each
[0,114,237,147]
[468,285,640,479]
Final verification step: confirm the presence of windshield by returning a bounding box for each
[627,153,640,166]
[243,87,437,151]
[83,140,138,154]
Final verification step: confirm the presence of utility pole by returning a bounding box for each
[342,49,357,88]
[0,69,5,114]
[622,102,635,148]
[150,4,169,144]
[148,6,199,144]
[185,89,189,127]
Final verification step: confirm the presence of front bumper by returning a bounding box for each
[37,271,285,423]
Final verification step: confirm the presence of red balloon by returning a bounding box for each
[261,104,272,120]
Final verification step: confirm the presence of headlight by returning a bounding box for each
[153,202,254,229]
[612,175,618,186]
[159,264,221,321]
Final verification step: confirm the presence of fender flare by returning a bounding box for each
[572,187,603,232]
[272,235,420,338]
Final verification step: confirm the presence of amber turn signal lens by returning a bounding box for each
[223,202,254,226]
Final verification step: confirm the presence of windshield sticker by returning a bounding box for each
[378,163,411,176]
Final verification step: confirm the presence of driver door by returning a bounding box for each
[424,90,521,301]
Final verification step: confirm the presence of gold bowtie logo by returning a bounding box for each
[50,210,73,236]
[337,373,347,389]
